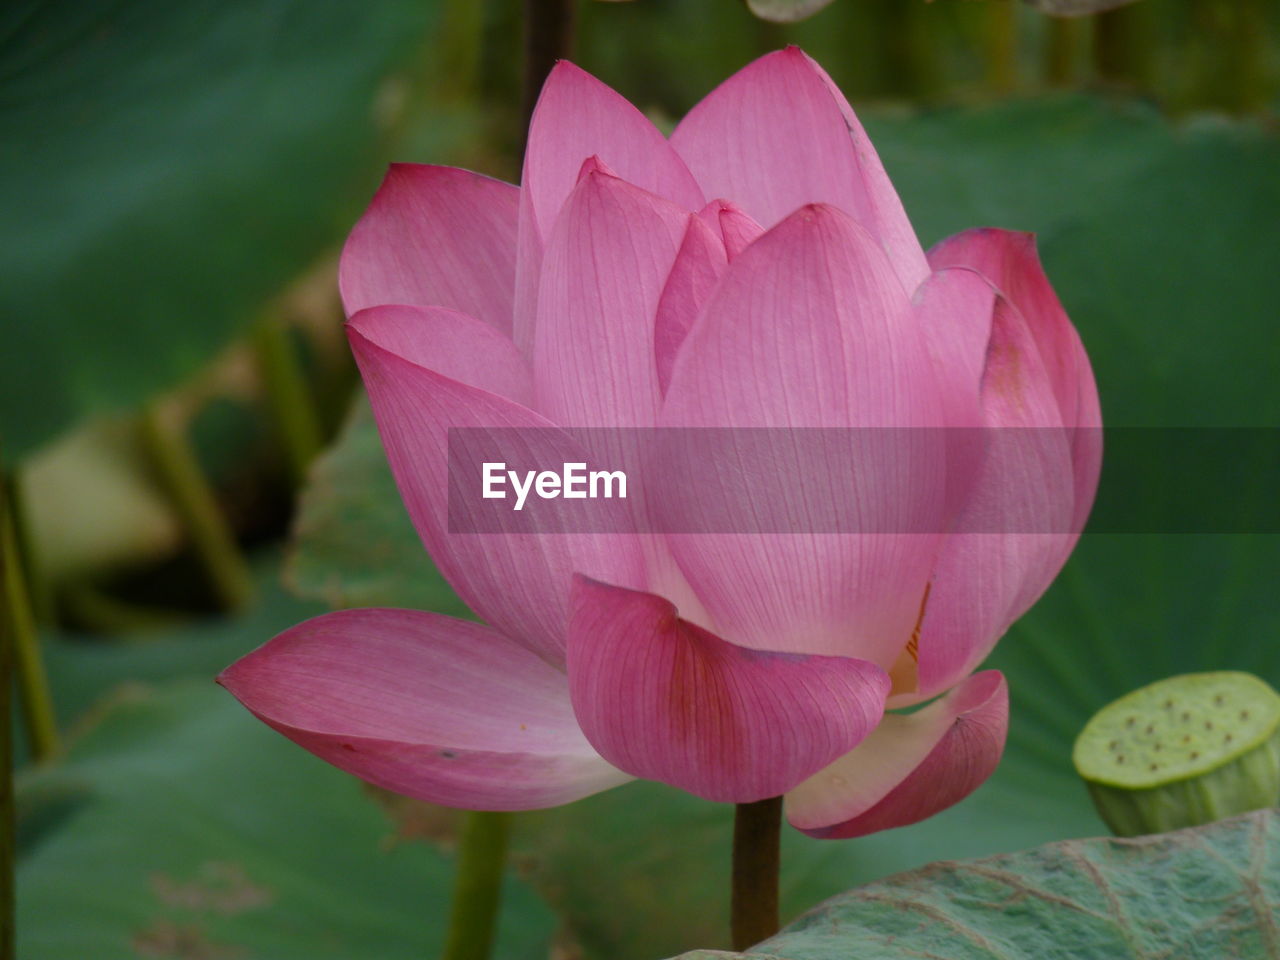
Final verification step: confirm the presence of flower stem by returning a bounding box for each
[3,470,52,624]
[438,0,485,102]
[985,0,1019,96]
[139,402,254,613]
[1093,2,1154,91]
[441,811,511,960]
[521,0,577,139]
[1,463,60,762]
[731,796,782,951]
[1044,16,1082,87]
[252,316,324,489]
[2,474,19,959]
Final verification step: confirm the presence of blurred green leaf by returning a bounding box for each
[286,396,470,616]
[284,97,1280,958]
[39,549,324,728]
[16,680,555,959]
[0,0,456,459]
[673,808,1280,959]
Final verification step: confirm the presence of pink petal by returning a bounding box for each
[655,213,727,396]
[524,61,705,237]
[347,303,532,405]
[908,285,1077,703]
[567,577,889,803]
[339,165,518,334]
[514,61,705,352]
[671,48,927,292]
[219,609,630,810]
[348,308,645,665]
[531,169,723,607]
[928,228,1102,531]
[657,203,948,669]
[787,671,1008,838]
[533,168,692,428]
[697,199,764,260]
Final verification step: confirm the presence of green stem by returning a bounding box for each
[879,0,939,100]
[731,796,782,951]
[2,471,51,624]
[985,0,1020,96]
[2,482,18,960]
[1189,0,1269,113]
[2,466,59,763]
[1093,2,1154,90]
[521,0,577,141]
[139,403,254,613]
[441,811,511,960]
[438,0,486,102]
[252,317,324,489]
[1045,15,1081,87]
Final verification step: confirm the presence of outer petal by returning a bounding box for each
[349,306,644,665]
[350,303,532,405]
[534,168,692,428]
[339,165,518,333]
[928,227,1102,531]
[657,203,949,668]
[671,48,928,292]
[514,62,705,352]
[219,609,631,810]
[567,577,889,803]
[909,283,1077,702]
[786,671,1008,838]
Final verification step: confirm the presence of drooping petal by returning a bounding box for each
[696,199,764,261]
[928,227,1102,531]
[219,609,631,810]
[566,576,889,803]
[657,203,949,668]
[534,168,692,428]
[348,307,644,665]
[787,671,1008,838]
[339,165,518,333]
[655,213,727,396]
[671,48,927,291]
[514,62,705,352]
[909,286,1077,702]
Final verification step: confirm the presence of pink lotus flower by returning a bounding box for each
[220,49,1100,838]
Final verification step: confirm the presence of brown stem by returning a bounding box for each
[521,0,577,145]
[731,796,782,950]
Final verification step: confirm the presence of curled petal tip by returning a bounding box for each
[576,155,615,181]
[787,670,1009,839]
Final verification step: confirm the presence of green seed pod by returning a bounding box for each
[1073,671,1280,837]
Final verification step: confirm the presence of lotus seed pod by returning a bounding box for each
[1073,672,1280,837]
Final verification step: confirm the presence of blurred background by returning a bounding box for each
[3,1,1278,958]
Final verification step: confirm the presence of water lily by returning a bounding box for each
[220,48,1100,841]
